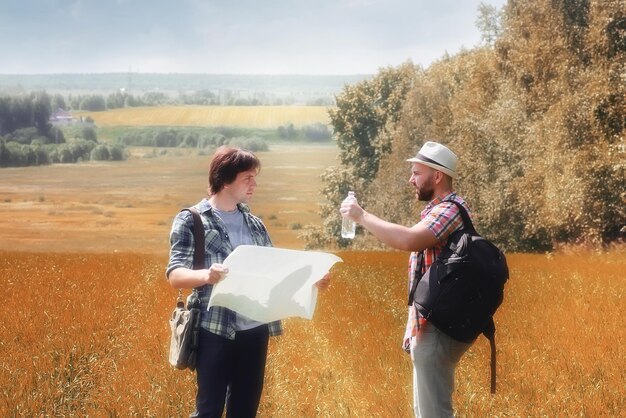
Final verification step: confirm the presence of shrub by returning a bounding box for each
[227,137,269,152]
[90,144,110,161]
[303,123,332,141]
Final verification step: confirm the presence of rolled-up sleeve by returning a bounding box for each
[166,211,195,279]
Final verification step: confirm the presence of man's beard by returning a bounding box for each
[416,177,435,202]
[417,185,434,202]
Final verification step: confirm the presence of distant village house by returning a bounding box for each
[49,108,73,124]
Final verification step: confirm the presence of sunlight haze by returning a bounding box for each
[0,0,506,74]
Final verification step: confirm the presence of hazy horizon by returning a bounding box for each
[1,0,507,75]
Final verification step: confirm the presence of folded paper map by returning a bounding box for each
[207,245,342,322]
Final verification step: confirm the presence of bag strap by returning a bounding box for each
[443,199,476,233]
[407,251,424,306]
[483,317,497,394]
[182,207,206,269]
[177,208,206,306]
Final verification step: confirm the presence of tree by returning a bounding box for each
[329,63,416,183]
[0,96,11,135]
[476,2,504,47]
[303,123,331,141]
[0,140,10,166]
[308,0,625,251]
[79,95,106,111]
[109,144,126,161]
[306,63,416,248]
[31,91,51,135]
[51,94,66,111]
[107,91,126,109]
[90,144,110,161]
[81,126,97,142]
[10,96,33,130]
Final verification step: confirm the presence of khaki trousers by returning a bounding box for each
[410,322,472,418]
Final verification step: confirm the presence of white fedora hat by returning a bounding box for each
[406,141,458,178]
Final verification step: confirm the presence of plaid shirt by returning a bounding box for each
[166,198,283,340]
[404,192,470,346]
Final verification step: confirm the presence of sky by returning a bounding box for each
[0,0,507,75]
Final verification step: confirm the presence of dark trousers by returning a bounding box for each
[190,325,270,418]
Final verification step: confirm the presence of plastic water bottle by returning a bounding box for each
[341,191,357,239]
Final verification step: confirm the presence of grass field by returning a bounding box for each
[0,144,624,416]
[0,144,338,253]
[76,106,332,128]
[1,249,623,416]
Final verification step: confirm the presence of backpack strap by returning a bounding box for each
[483,317,497,394]
[443,199,476,233]
[445,199,499,394]
[407,251,424,306]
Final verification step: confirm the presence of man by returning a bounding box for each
[340,141,472,418]
[167,146,329,418]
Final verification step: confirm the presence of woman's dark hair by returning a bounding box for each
[208,146,260,195]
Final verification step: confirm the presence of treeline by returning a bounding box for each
[116,123,332,152]
[118,127,268,153]
[49,90,336,112]
[0,73,368,107]
[0,138,126,167]
[66,91,336,111]
[0,92,127,167]
[306,0,625,252]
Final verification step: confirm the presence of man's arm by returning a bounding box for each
[340,200,438,252]
[357,211,439,252]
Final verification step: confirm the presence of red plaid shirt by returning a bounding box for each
[403,192,471,347]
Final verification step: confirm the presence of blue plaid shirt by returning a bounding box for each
[166,198,283,340]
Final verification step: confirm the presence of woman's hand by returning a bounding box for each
[315,272,331,290]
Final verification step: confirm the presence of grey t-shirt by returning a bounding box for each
[213,207,264,331]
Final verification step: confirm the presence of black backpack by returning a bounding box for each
[408,200,508,393]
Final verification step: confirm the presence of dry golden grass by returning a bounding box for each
[75,106,331,128]
[0,144,338,253]
[1,249,624,416]
[0,144,624,416]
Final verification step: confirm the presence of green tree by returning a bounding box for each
[51,93,66,111]
[81,126,98,142]
[10,96,33,130]
[303,123,331,141]
[305,63,416,248]
[0,96,11,135]
[0,140,10,166]
[31,91,51,135]
[330,63,416,182]
[79,95,106,111]
[109,144,126,161]
[90,144,110,161]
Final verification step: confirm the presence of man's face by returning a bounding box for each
[224,168,258,204]
[409,163,436,202]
